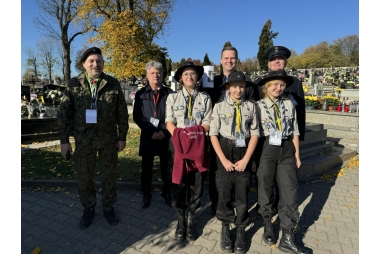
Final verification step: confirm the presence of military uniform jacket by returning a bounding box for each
[165,87,212,128]
[133,85,173,156]
[257,97,299,138]
[58,72,129,148]
[209,95,260,140]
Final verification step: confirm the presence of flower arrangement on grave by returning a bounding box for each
[45,88,63,104]
[322,95,341,106]
[302,84,308,94]
[304,95,319,107]
[346,81,355,89]
[21,94,41,117]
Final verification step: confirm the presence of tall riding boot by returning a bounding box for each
[220,223,233,253]
[262,218,276,245]
[186,211,197,240]
[278,228,309,254]
[234,227,246,254]
[175,209,186,241]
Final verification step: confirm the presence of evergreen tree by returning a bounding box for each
[203,53,211,66]
[220,41,233,74]
[257,19,279,71]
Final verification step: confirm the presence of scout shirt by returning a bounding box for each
[257,97,300,138]
[209,95,260,140]
[165,87,212,128]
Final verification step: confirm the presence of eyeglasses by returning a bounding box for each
[182,72,197,77]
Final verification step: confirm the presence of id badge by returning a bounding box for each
[184,118,196,127]
[150,117,159,128]
[235,132,246,147]
[269,130,282,146]
[86,109,97,123]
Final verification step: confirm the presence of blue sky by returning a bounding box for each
[20,0,359,77]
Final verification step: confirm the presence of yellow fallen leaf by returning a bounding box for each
[57,173,62,177]
[316,240,320,244]
[327,217,332,221]
[55,187,61,192]
[250,187,256,192]
[31,246,41,254]
[344,204,351,208]
[65,192,70,195]
[49,167,56,173]
[270,245,277,249]
[152,225,157,230]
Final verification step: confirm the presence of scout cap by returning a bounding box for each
[174,61,204,82]
[256,70,294,87]
[81,47,102,63]
[265,46,291,60]
[220,71,253,88]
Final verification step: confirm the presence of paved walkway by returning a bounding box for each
[21,156,359,254]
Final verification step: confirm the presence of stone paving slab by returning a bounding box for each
[21,156,359,254]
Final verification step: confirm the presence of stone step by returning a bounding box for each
[326,137,359,153]
[297,146,357,182]
[300,141,334,159]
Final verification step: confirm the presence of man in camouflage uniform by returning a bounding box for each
[58,47,129,229]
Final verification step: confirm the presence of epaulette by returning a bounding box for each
[200,91,210,98]
[248,99,257,105]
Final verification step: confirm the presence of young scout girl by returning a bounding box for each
[209,71,259,254]
[256,70,309,254]
[165,61,212,241]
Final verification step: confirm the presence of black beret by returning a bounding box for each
[265,46,291,60]
[81,47,102,63]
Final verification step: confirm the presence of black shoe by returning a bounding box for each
[103,208,119,226]
[79,208,95,229]
[220,223,233,253]
[142,196,151,209]
[175,209,186,241]
[186,211,197,240]
[278,228,309,254]
[234,227,246,254]
[262,219,276,245]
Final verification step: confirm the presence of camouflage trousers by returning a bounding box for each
[74,143,118,211]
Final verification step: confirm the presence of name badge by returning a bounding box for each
[150,117,159,128]
[86,109,97,123]
[235,132,246,147]
[269,130,282,146]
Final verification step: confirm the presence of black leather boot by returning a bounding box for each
[175,209,186,241]
[186,211,197,240]
[234,227,246,254]
[262,219,276,245]
[220,223,233,253]
[278,228,309,254]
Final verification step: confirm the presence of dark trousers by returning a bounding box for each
[215,136,251,228]
[253,137,279,212]
[257,138,300,230]
[75,143,118,211]
[168,138,205,212]
[141,153,171,198]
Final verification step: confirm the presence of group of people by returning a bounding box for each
[58,45,308,254]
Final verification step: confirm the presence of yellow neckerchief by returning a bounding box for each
[268,97,282,131]
[234,100,241,132]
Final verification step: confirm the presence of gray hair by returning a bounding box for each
[220,46,238,59]
[145,61,164,75]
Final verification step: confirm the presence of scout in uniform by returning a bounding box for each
[209,71,260,254]
[165,61,212,241]
[256,70,309,254]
